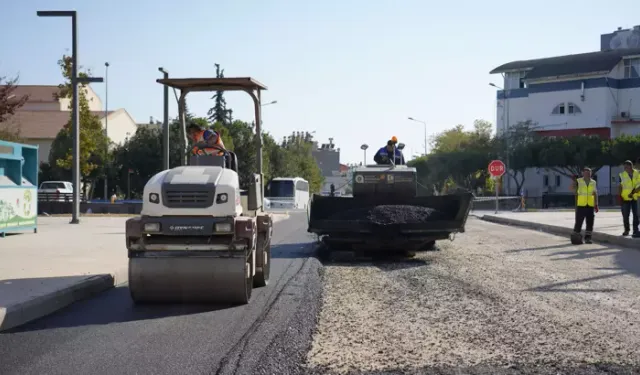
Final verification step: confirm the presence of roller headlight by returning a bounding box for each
[149,193,160,204]
[144,222,160,232]
[215,223,233,232]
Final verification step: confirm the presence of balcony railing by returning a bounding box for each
[611,115,640,123]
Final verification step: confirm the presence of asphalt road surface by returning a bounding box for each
[0,212,322,375]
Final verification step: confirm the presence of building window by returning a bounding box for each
[624,58,640,79]
[543,175,549,187]
[567,102,582,114]
[505,71,527,89]
[551,103,566,115]
[296,180,309,192]
[555,175,561,187]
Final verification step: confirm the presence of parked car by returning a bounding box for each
[38,181,73,202]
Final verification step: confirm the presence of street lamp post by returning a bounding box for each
[38,10,103,224]
[407,117,427,156]
[360,144,369,165]
[103,62,109,201]
[158,67,170,170]
[262,100,277,107]
[490,82,511,194]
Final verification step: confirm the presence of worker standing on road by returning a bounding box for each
[618,160,640,237]
[374,137,405,165]
[186,122,226,156]
[571,167,599,244]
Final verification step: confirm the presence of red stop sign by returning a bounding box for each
[488,160,506,177]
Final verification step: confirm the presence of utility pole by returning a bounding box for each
[158,67,170,170]
[407,117,427,156]
[103,62,109,201]
[38,10,103,224]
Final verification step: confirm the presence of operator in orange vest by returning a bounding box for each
[186,121,226,156]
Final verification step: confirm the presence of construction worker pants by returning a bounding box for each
[621,200,639,234]
[574,206,595,238]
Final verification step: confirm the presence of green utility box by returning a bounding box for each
[0,140,38,237]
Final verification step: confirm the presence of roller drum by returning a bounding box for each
[129,256,252,304]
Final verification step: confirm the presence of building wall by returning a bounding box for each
[517,165,621,197]
[101,109,138,145]
[494,61,640,197]
[27,138,53,165]
[312,148,340,177]
[321,176,349,194]
[21,102,60,111]
[58,86,103,112]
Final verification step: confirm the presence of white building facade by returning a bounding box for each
[491,26,640,198]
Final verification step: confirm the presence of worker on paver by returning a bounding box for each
[187,122,226,156]
[571,167,599,244]
[617,160,640,237]
[374,136,405,165]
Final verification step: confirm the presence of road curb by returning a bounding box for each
[478,214,640,250]
[0,269,128,332]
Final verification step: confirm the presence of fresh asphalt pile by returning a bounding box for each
[329,205,444,225]
[305,217,640,375]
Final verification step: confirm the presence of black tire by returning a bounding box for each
[254,233,271,287]
[423,241,436,251]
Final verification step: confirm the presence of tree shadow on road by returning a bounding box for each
[505,243,575,253]
[523,242,640,293]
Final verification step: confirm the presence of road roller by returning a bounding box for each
[125,77,273,304]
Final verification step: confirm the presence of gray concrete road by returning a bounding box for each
[306,218,640,375]
[0,212,322,375]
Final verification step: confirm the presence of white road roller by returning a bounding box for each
[125,77,273,304]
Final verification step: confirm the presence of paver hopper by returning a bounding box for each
[308,159,473,253]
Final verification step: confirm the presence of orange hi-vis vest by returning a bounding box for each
[193,129,225,156]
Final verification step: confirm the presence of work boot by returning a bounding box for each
[584,236,593,244]
[633,232,640,238]
[570,232,583,245]
[623,230,630,236]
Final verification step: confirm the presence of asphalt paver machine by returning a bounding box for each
[308,142,473,255]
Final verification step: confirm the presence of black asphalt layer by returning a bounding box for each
[0,212,324,375]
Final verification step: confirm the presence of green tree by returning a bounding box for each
[429,124,472,153]
[606,134,640,166]
[109,118,190,198]
[49,55,110,198]
[279,131,324,192]
[0,74,30,142]
[538,135,608,178]
[206,63,233,125]
[494,120,542,194]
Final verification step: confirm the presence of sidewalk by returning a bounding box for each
[0,213,289,332]
[472,210,640,250]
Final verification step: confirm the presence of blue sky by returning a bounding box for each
[2,0,639,164]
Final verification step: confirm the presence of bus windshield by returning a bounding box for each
[266,180,294,197]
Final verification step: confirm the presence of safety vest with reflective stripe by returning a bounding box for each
[576,178,596,207]
[619,170,640,201]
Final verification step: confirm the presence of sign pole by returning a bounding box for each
[495,177,499,214]
[488,159,506,214]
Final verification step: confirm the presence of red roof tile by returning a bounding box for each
[2,85,60,102]
[0,110,113,139]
